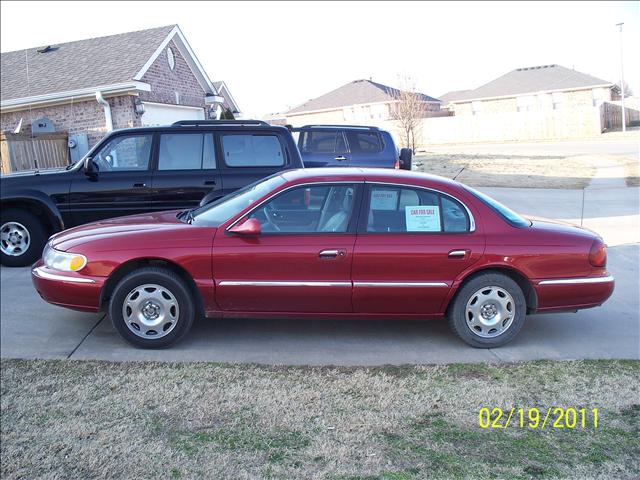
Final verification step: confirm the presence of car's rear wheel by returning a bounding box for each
[0,208,47,267]
[109,267,195,348]
[447,273,526,348]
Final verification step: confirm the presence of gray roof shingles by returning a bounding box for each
[287,79,440,114]
[448,64,613,103]
[1,25,175,102]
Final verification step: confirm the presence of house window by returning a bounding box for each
[516,95,535,112]
[167,47,175,70]
[552,92,565,110]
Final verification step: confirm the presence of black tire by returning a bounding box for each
[447,273,526,348]
[0,208,47,267]
[108,267,195,348]
[399,148,412,170]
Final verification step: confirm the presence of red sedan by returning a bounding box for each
[32,168,614,348]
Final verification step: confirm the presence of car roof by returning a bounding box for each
[104,124,290,135]
[281,168,463,190]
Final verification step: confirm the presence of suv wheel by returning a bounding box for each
[109,267,195,348]
[0,208,47,267]
[447,273,526,348]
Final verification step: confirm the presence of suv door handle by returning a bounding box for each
[133,182,146,188]
[334,156,347,161]
[448,249,467,259]
[204,180,216,186]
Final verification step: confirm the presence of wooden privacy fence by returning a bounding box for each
[0,133,70,174]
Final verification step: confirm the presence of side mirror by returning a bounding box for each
[228,217,261,236]
[84,157,98,176]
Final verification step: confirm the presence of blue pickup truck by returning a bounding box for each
[291,125,412,170]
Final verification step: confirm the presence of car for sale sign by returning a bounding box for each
[405,205,441,232]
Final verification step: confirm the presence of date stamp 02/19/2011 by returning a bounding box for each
[478,407,599,429]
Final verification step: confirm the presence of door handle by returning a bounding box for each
[448,249,467,259]
[334,156,347,161]
[319,249,345,258]
[133,182,146,188]
[204,180,216,186]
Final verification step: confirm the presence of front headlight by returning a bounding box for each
[43,245,87,272]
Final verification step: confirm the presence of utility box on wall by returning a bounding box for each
[68,133,89,162]
[32,117,56,135]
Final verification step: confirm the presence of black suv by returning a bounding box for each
[0,120,303,266]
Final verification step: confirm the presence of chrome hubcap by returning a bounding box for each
[122,284,179,339]
[465,286,515,338]
[0,222,30,257]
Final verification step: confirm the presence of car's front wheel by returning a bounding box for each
[109,267,195,348]
[0,208,47,267]
[447,273,526,348]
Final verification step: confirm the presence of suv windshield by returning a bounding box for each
[464,186,531,228]
[190,174,287,227]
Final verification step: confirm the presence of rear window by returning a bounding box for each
[464,186,530,228]
[222,134,285,167]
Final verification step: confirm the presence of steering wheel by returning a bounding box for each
[93,154,113,171]
[264,203,281,232]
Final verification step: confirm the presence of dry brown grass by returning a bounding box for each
[414,153,598,189]
[2,359,639,479]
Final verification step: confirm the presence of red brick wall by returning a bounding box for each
[138,39,207,109]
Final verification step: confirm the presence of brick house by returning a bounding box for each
[284,79,442,127]
[0,25,240,159]
[439,64,619,116]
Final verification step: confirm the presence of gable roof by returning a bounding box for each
[287,79,440,114]
[438,90,473,103]
[449,64,614,103]
[1,25,216,107]
[213,80,241,114]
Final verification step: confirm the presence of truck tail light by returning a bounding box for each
[394,160,400,170]
[588,239,607,267]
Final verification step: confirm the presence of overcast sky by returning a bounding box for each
[1,1,638,117]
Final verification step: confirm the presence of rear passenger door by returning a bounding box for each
[150,132,223,211]
[218,132,290,196]
[298,130,350,167]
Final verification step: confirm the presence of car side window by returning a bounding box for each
[346,131,383,153]
[222,134,284,167]
[300,131,347,154]
[94,134,152,171]
[249,184,356,233]
[158,133,217,171]
[366,186,470,233]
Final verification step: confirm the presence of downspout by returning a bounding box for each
[95,91,113,131]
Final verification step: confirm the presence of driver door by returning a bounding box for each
[69,133,154,225]
[213,183,362,313]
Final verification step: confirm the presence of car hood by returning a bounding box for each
[50,210,210,251]
[1,165,74,178]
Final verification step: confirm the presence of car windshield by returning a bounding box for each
[464,185,531,228]
[190,174,287,227]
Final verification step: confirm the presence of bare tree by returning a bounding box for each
[389,76,426,153]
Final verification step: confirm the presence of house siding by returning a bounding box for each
[139,39,206,109]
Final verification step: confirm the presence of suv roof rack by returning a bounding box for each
[172,120,270,127]
[298,124,380,130]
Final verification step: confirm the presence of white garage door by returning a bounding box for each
[141,103,205,126]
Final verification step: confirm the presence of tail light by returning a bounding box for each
[394,160,400,169]
[588,239,607,267]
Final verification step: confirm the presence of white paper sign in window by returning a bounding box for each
[405,205,441,232]
[370,189,398,210]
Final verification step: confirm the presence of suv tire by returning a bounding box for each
[0,208,47,267]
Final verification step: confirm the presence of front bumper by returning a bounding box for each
[31,261,104,313]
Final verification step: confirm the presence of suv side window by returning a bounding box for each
[94,134,152,171]
[366,185,470,233]
[300,131,347,154]
[346,131,383,153]
[222,134,285,167]
[159,133,217,170]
